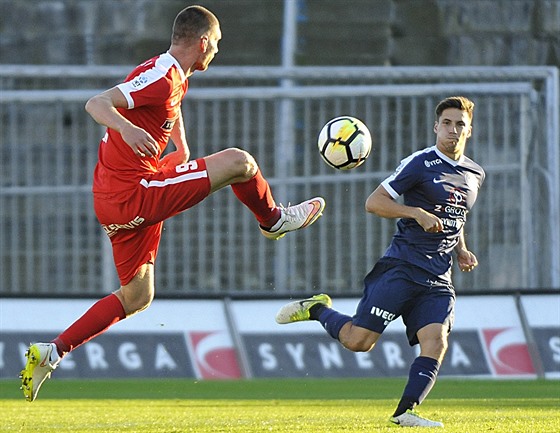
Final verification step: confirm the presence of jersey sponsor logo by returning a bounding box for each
[441,217,463,229]
[161,118,176,132]
[432,177,445,184]
[102,216,145,237]
[424,158,442,167]
[449,187,466,206]
[444,205,466,217]
[435,204,467,218]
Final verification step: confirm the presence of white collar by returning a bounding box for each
[164,51,187,82]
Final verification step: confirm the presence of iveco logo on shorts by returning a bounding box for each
[370,306,396,322]
[424,158,442,167]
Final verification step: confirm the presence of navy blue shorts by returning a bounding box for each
[353,257,456,346]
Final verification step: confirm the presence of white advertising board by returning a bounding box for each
[2,294,558,381]
[520,295,560,378]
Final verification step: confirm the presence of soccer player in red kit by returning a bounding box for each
[20,5,325,401]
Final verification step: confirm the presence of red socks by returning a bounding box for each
[231,169,281,228]
[52,293,126,357]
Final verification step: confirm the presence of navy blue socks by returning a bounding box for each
[393,356,441,417]
[310,305,352,340]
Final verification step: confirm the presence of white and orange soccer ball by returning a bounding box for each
[317,116,372,170]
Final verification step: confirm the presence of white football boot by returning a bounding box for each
[390,409,444,428]
[275,294,332,324]
[260,197,325,240]
[20,342,60,402]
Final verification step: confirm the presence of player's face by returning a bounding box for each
[195,25,221,72]
[434,108,472,160]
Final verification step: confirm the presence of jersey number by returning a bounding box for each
[176,161,199,173]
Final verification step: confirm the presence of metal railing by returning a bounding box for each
[1,66,558,296]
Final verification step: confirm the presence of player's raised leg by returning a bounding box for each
[205,148,325,239]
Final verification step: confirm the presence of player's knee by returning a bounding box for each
[341,336,375,352]
[343,341,371,352]
[422,335,448,359]
[227,148,258,179]
[133,293,154,314]
[121,291,154,315]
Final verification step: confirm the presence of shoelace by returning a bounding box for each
[279,202,309,223]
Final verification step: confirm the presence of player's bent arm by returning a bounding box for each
[365,185,443,233]
[170,112,190,160]
[85,87,158,157]
[85,87,133,132]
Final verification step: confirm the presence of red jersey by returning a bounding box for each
[93,52,188,194]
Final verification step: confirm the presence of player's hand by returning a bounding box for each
[415,209,444,233]
[121,124,158,158]
[456,249,478,272]
[160,150,189,168]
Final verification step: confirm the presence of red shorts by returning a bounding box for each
[93,158,211,285]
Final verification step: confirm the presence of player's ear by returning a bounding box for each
[199,35,209,52]
[466,125,472,138]
[433,121,438,134]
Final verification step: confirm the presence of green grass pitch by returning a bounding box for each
[0,378,558,432]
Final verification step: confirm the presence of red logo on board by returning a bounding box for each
[188,331,242,379]
[482,328,535,375]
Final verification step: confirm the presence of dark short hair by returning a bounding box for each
[171,5,219,43]
[435,96,475,122]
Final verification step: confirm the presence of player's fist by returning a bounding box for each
[457,249,478,272]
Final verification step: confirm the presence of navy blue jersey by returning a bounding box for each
[381,146,485,283]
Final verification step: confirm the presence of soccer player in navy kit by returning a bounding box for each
[276,96,485,428]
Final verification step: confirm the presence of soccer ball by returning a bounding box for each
[317,116,372,170]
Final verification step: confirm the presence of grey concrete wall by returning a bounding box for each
[0,0,558,66]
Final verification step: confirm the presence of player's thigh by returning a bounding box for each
[403,290,455,347]
[139,158,211,222]
[339,323,381,352]
[110,222,163,287]
[417,323,450,362]
[352,259,414,333]
[114,263,155,315]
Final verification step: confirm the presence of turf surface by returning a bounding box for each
[0,378,558,432]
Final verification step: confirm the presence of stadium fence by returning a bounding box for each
[1,66,558,296]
